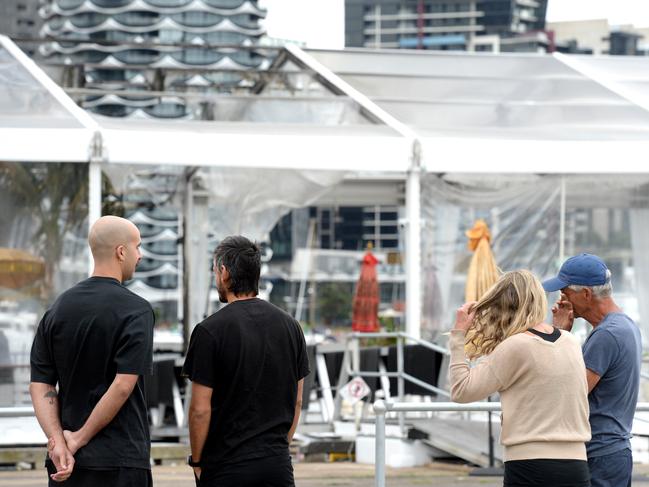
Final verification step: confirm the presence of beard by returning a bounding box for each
[217,282,228,303]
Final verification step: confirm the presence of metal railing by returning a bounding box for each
[336,332,450,432]
[0,406,34,418]
[372,400,649,487]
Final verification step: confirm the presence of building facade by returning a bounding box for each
[0,0,42,56]
[345,0,548,53]
[547,19,649,56]
[38,0,268,118]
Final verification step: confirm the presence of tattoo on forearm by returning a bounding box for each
[44,390,57,405]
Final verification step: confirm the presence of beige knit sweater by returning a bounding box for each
[449,329,591,461]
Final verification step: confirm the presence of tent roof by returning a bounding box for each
[97,117,407,172]
[3,33,649,173]
[300,48,649,172]
[0,35,97,163]
[304,47,649,141]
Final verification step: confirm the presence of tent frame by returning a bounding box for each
[7,37,649,338]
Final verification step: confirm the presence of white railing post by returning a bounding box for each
[396,335,405,434]
[374,399,387,487]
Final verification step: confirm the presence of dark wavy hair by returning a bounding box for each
[213,236,261,296]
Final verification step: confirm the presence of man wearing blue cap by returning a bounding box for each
[543,253,642,487]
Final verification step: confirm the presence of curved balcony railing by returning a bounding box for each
[40,0,268,118]
[43,0,266,18]
[43,16,265,36]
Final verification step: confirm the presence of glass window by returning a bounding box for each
[229,50,263,67]
[114,49,161,64]
[144,0,192,6]
[171,12,223,28]
[50,50,108,64]
[91,104,133,117]
[55,0,84,9]
[148,241,177,254]
[70,13,108,28]
[201,0,246,8]
[114,11,160,27]
[92,0,131,7]
[202,71,242,86]
[46,16,65,30]
[144,102,188,118]
[146,274,178,289]
[229,14,259,29]
[158,29,183,43]
[88,69,127,82]
[201,31,247,44]
[171,48,223,65]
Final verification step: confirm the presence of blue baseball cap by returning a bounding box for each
[542,253,609,292]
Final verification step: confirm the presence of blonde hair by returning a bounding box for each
[465,269,547,360]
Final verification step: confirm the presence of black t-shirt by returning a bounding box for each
[30,277,154,469]
[182,298,310,467]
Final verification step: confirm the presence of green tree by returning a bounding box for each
[317,282,352,325]
[0,162,122,300]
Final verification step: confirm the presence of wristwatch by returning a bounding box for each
[187,455,201,467]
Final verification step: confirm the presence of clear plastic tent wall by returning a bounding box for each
[0,36,93,412]
[420,174,649,344]
[102,162,348,243]
[304,48,649,342]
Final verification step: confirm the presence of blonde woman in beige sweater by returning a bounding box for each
[449,270,591,487]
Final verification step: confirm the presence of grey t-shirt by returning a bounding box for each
[583,312,642,457]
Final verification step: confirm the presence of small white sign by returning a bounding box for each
[339,377,371,405]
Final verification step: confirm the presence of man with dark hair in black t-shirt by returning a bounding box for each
[182,235,310,487]
[30,215,154,486]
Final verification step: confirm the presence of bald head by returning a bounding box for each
[89,216,138,260]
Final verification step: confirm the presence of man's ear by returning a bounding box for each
[583,287,593,301]
[116,244,126,263]
[220,265,230,282]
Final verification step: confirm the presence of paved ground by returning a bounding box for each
[3,462,649,487]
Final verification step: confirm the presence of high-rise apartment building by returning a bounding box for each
[38,0,268,118]
[548,19,649,56]
[345,0,548,53]
[0,0,42,56]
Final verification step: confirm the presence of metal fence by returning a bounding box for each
[372,400,649,487]
[334,331,450,432]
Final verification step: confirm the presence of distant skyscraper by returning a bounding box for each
[38,0,268,118]
[345,0,549,53]
[547,19,649,56]
[0,0,42,56]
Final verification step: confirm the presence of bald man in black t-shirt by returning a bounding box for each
[30,216,154,486]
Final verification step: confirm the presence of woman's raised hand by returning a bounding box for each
[454,302,477,332]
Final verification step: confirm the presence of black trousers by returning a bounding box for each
[46,464,152,487]
[198,453,294,487]
[504,459,590,487]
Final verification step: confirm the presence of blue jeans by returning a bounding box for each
[588,448,632,487]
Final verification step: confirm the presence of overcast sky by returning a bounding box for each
[546,0,649,26]
[259,0,649,49]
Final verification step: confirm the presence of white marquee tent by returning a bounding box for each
[3,34,649,339]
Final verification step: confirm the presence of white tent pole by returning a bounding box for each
[284,46,424,336]
[87,131,104,274]
[559,176,566,265]
[295,218,316,323]
[405,141,422,339]
[88,160,101,274]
